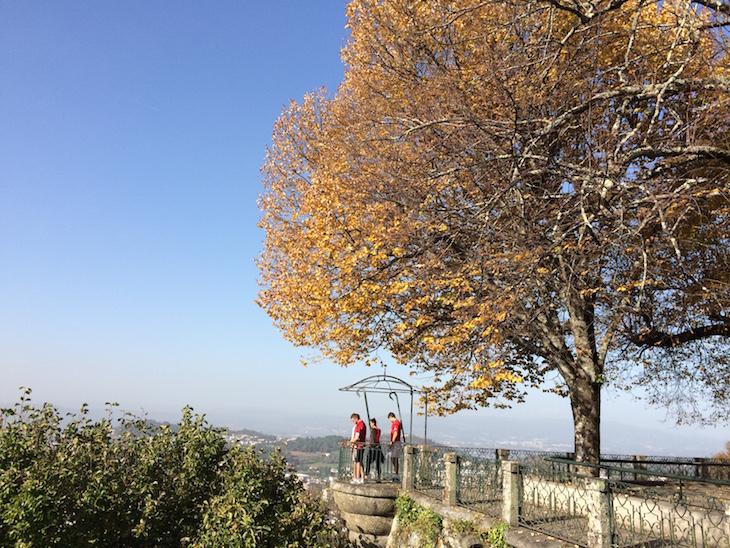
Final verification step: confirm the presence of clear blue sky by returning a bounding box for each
[1,1,728,456]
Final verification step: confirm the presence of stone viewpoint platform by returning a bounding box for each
[330,479,399,548]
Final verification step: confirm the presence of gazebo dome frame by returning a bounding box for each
[339,372,424,445]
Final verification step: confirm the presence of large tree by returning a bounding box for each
[258,0,730,463]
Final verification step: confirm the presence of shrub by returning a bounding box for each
[394,494,442,548]
[0,388,345,547]
[451,518,511,548]
[191,445,343,547]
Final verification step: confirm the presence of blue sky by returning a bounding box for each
[1,1,728,456]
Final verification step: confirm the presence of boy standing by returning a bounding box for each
[365,418,383,481]
[388,412,402,480]
[349,413,366,483]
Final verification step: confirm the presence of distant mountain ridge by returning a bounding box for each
[68,405,728,459]
[224,415,728,458]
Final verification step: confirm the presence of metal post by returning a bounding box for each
[363,391,371,425]
[496,449,510,461]
[694,457,709,478]
[633,455,647,482]
[424,393,428,446]
[409,390,413,446]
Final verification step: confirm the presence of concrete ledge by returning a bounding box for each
[331,479,400,498]
[333,490,399,516]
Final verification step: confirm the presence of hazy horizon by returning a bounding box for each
[9,385,726,459]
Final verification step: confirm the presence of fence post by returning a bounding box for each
[403,445,415,491]
[496,449,510,461]
[444,452,459,506]
[694,457,709,478]
[586,476,611,548]
[633,455,647,481]
[566,452,576,476]
[502,460,521,526]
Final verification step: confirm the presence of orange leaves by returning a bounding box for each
[257,0,730,435]
[470,361,524,391]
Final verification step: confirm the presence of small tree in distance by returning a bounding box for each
[258,0,730,464]
[710,442,730,480]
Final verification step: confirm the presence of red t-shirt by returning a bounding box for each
[354,420,366,447]
[370,426,381,444]
[391,419,402,442]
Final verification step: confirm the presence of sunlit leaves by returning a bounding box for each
[258,0,730,459]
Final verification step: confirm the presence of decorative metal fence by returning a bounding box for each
[508,449,574,468]
[336,444,730,546]
[397,447,730,547]
[454,448,503,517]
[518,463,593,544]
[600,454,730,481]
[412,445,447,500]
[517,456,730,547]
[609,477,728,547]
[337,441,402,482]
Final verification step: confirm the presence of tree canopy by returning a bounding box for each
[258,0,730,462]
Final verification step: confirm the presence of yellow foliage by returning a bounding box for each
[257,0,730,425]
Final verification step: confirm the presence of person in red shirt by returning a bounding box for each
[388,412,403,480]
[349,413,366,483]
[365,418,383,481]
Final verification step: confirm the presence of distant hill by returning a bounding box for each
[279,435,342,453]
[226,429,438,454]
[226,427,277,442]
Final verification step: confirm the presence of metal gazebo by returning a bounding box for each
[339,371,424,445]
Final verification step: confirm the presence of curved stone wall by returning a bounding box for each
[330,479,399,548]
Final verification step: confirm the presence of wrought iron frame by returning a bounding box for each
[339,372,423,445]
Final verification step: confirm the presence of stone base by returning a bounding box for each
[331,479,399,548]
[348,530,389,548]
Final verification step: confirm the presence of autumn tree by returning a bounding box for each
[257,0,730,463]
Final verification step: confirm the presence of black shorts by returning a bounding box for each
[354,448,365,463]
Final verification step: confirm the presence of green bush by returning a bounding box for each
[0,389,345,547]
[394,494,442,548]
[451,518,511,548]
[191,446,341,548]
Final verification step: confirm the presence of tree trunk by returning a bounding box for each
[569,375,601,466]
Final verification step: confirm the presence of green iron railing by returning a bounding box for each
[599,454,730,481]
[454,448,503,517]
[337,441,402,483]
[517,461,594,545]
[412,445,447,500]
[526,457,730,548]
[382,446,730,548]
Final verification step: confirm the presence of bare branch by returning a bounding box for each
[631,323,730,347]
[692,0,730,15]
